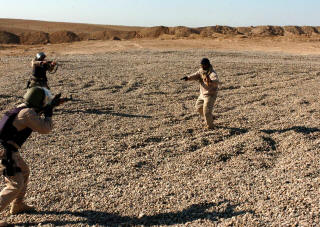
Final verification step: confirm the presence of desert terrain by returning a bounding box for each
[0,19,320,226]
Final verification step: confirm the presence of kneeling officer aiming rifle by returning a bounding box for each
[0,87,64,226]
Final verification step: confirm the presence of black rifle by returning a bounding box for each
[39,93,72,116]
[59,95,73,104]
[46,61,59,74]
[47,60,82,74]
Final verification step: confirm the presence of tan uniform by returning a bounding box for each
[0,104,52,214]
[187,65,219,128]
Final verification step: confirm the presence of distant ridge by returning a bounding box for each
[0,18,319,44]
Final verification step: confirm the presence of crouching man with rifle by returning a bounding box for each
[0,87,62,226]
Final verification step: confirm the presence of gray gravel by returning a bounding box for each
[0,49,319,226]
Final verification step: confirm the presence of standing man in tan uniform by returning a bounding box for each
[181,58,219,129]
[0,87,61,226]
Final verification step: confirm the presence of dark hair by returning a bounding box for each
[201,58,210,65]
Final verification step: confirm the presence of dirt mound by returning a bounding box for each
[158,34,176,40]
[77,32,91,41]
[199,26,238,37]
[251,26,284,36]
[111,36,121,40]
[169,26,199,38]
[112,30,136,39]
[283,26,304,35]
[90,31,107,40]
[300,26,318,35]
[0,31,20,44]
[49,30,80,44]
[20,31,49,44]
[90,29,136,40]
[214,25,238,35]
[137,26,169,38]
[236,27,253,35]
[2,23,320,46]
[199,27,217,37]
[188,33,201,39]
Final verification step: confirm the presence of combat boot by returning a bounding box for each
[10,202,35,215]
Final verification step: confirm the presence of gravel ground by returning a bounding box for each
[0,49,319,226]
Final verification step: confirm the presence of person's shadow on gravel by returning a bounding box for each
[261,126,320,135]
[56,107,152,119]
[15,200,253,226]
[0,94,20,99]
[213,125,249,136]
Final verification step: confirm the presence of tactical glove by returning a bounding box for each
[51,93,62,107]
[43,105,53,118]
[43,93,61,117]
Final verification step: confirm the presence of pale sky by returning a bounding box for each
[0,0,319,27]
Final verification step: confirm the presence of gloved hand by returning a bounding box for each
[51,93,62,107]
[43,105,53,118]
[180,76,188,81]
[43,93,62,117]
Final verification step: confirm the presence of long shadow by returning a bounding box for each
[15,201,253,226]
[215,125,249,136]
[0,94,11,99]
[261,126,320,135]
[56,108,152,119]
[261,136,277,151]
[0,94,20,99]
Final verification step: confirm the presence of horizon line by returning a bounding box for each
[1,18,319,28]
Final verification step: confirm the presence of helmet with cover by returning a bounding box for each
[23,87,53,110]
[35,52,46,61]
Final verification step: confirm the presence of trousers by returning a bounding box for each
[0,150,29,212]
[195,93,217,128]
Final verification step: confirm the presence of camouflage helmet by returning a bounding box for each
[23,87,48,110]
[36,52,46,61]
